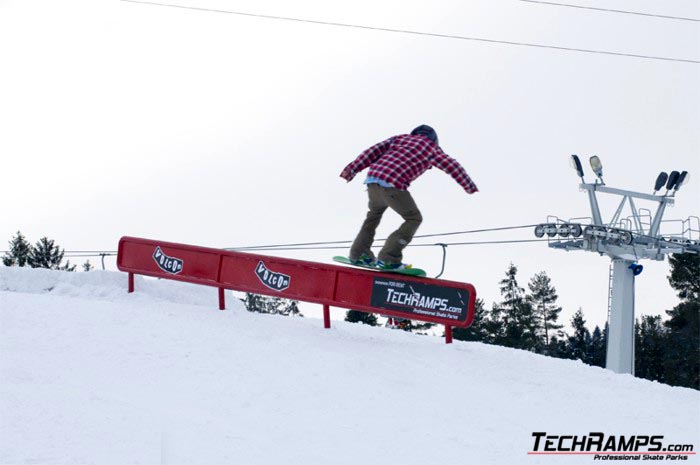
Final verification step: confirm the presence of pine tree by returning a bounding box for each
[83,260,94,272]
[484,302,506,344]
[263,296,286,314]
[62,260,77,272]
[499,263,524,313]
[2,231,32,267]
[663,253,699,389]
[589,325,606,368]
[345,310,378,326]
[244,293,266,313]
[635,315,667,383]
[453,299,490,342]
[527,271,564,353]
[546,334,569,359]
[494,263,538,350]
[283,300,302,317]
[27,237,76,271]
[668,253,699,301]
[243,293,302,316]
[567,308,591,362]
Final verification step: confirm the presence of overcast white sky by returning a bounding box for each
[1,0,698,329]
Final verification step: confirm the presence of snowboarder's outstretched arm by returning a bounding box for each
[340,137,394,182]
[431,148,479,194]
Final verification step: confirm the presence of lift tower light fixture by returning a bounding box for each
[674,171,689,193]
[590,156,604,184]
[570,154,585,181]
[666,171,680,192]
[653,172,668,194]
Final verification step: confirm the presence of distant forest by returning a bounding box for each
[345,256,699,391]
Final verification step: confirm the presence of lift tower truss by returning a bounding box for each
[534,156,698,375]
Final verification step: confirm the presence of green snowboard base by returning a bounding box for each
[332,256,427,277]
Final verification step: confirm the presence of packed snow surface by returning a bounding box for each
[1,267,698,465]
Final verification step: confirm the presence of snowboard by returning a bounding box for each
[332,256,427,277]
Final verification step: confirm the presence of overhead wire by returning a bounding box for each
[0,224,547,256]
[120,0,700,64]
[223,220,698,253]
[2,224,695,272]
[415,239,549,246]
[226,224,541,250]
[225,239,551,252]
[517,0,700,22]
[3,220,695,256]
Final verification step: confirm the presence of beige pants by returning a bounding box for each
[349,183,423,264]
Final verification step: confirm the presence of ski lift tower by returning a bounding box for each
[534,156,699,375]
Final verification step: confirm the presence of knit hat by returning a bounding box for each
[410,125,438,144]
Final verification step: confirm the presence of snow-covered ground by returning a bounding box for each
[1,267,698,465]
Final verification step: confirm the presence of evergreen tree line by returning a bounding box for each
[2,231,93,271]
[633,254,699,389]
[458,259,698,390]
[242,293,302,317]
[453,263,606,362]
[344,258,699,390]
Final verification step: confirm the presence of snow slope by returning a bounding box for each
[1,267,698,465]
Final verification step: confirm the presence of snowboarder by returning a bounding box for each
[340,125,478,270]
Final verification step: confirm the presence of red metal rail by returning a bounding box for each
[117,236,476,343]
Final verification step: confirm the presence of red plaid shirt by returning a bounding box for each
[340,134,478,193]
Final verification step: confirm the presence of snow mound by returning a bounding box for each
[1,267,698,465]
[0,266,227,308]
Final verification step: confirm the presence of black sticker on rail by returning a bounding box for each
[255,261,291,292]
[153,246,184,274]
[370,277,469,322]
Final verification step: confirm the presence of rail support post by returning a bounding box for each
[445,325,453,344]
[128,272,134,293]
[323,304,331,329]
[218,287,226,310]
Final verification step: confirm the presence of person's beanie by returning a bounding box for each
[410,125,438,144]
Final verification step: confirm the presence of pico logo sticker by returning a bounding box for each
[255,261,291,291]
[153,247,183,274]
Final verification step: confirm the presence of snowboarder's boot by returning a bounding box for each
[376,260,412,271]
[350,253,376,267]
